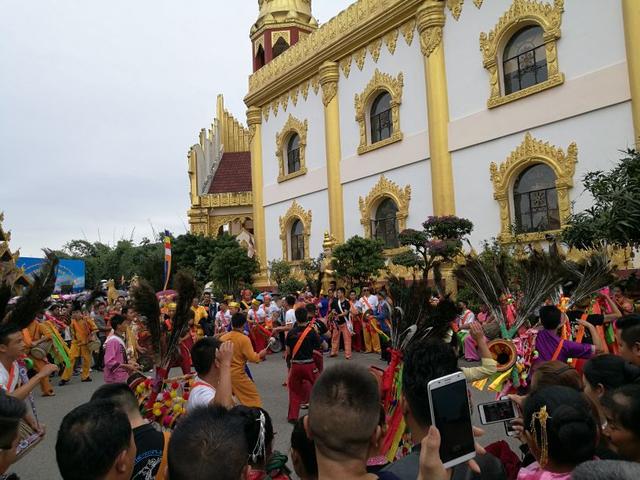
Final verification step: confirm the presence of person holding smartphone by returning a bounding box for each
[382,340,505,480]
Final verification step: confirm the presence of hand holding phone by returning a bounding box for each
[427,372,476,469]
[477,398,517,425]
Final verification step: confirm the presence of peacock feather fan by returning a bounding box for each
[130,279,163,366]
[162,271,196,369]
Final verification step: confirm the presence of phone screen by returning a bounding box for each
[480,399,516,424]
[431,378,475,464]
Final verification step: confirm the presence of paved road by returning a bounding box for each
[11,353,513,479]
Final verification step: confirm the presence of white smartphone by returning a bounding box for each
[477,398,517,425]
[504,420,518,437]
[427,371,476,469]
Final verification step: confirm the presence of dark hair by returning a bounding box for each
[169,406,248,480]
[616,315,640,348]
[531,361,583,392]
[402,339,459,427]
[109,314,126,331]
[56,400,132,480]
[0,390,27,448]
[291,416,317,477]
[295,307,309,324]
[90,383,139,415]
[305,303,317,315]
[191,337,222,376]
[601,384,640,439]
[539,305,562,330]
[231,312,247,329]
[121,306,132,317]
[337,287,346,295]
[232,406,274,466]
[523,386,597,466]
[308,363,380,461]
[286,295,296,307]
[584,354,640,392]
[572,459,640,480]
[0,323,21,346]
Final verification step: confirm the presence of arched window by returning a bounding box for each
[290,219,305,261]
[273,37,290,59]
[513,164,560,233]
[372,198,399,248]
[503,25,548,95]
[287,134,301,175]
[370,92,392,144]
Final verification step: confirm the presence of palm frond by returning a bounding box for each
[3,251,58,329]
[130,279,162,364]
[163,272,196,367]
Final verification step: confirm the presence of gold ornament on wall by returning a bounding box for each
[490,132,577,244]
[369,38,383,63]
[339,56,352,78]
[279,200,312,262]
[276,115,308,183]
[447,0,464,20]
[355,69,404,155]
[401,19,416,46]
[359,175,411,241]
[384,29,399,55]
[416,1,446,58]
[354,48,367,71]
[479,0,565,108]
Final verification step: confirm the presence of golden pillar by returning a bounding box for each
[319,61,345,243]
[417,1,456,216]
[247,106,269,284]
[623,0,640,148]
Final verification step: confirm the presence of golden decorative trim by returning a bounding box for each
[301,80,310,100]
[279,200,312,262]
[447,0,464,21]
[369,38,383,63]
[359,175,411,239]
[355,69,404,156]
[401,19,416,46]
[319,61,340,107]
[473,0,484,7]
[340,56,353,78]
[245,0,423,106]
[480,0,565,108]
[291,86,299,106]
[271,30,291,46]
[199,191,253,208]
[276,115,308,183]
[311,76,320,95]
[254,37,265,56]
[417,1,446,58]
[209,215,252,237]
[354,48,367,71]
[384,29,399,55]
[490,132,578,243]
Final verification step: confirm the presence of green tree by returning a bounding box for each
[392,216,473,285]
[278,277,306,297]
[208,244,259,294]
[300,256,323,294]
[563,149,640,249]
[268,259,292,287]
[331,236,386,288]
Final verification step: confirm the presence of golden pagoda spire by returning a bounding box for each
[253,0,317,34]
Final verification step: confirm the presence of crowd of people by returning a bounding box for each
[2,278,640,480]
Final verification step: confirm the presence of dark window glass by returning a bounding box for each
[273,38,290,58]
[256,45,265,69]
[370,92,393,144]
[513,164,560,233]
[372,198,399,248]
[290,220,305,261]
[503,26,548,95]
[287,134,301,174]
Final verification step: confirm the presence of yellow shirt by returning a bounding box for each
[191,306,208,338]
[220,330,261,376]
[71,317,98,344]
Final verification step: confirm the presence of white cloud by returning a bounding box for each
[0,0,353,256]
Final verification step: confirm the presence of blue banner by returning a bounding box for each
[16,257,86,293]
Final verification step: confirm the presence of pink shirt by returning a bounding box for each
[103,335,129,384]
[517,462,572,480]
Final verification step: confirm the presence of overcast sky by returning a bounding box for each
[0,0,352,257]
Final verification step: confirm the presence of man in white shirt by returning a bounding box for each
[258,295,279,323]
[214,300,232,334]
[0,325,57,399]
[187,338,233,411]
[359,286,378,313]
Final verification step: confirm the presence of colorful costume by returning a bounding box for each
[21,320,54,396]
[286,323,321,421]
[103,333,130,384]
[61,316,97,382]
[220,330,263,408]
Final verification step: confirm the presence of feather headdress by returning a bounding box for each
[130,279,163,367]
[162,272,196,369]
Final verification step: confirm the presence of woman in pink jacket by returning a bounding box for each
[103,314,139,384]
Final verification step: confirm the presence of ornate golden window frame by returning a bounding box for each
[479,0,565,109]
[279,200,312,263]
[355,69,404,155]
[490,132,577,244]
[358,175,411,256]
[276,115,308,183]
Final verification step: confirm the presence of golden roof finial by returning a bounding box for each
[254,0,316,33]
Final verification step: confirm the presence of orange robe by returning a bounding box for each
[22,321,54,395]
[220,330,262,408]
